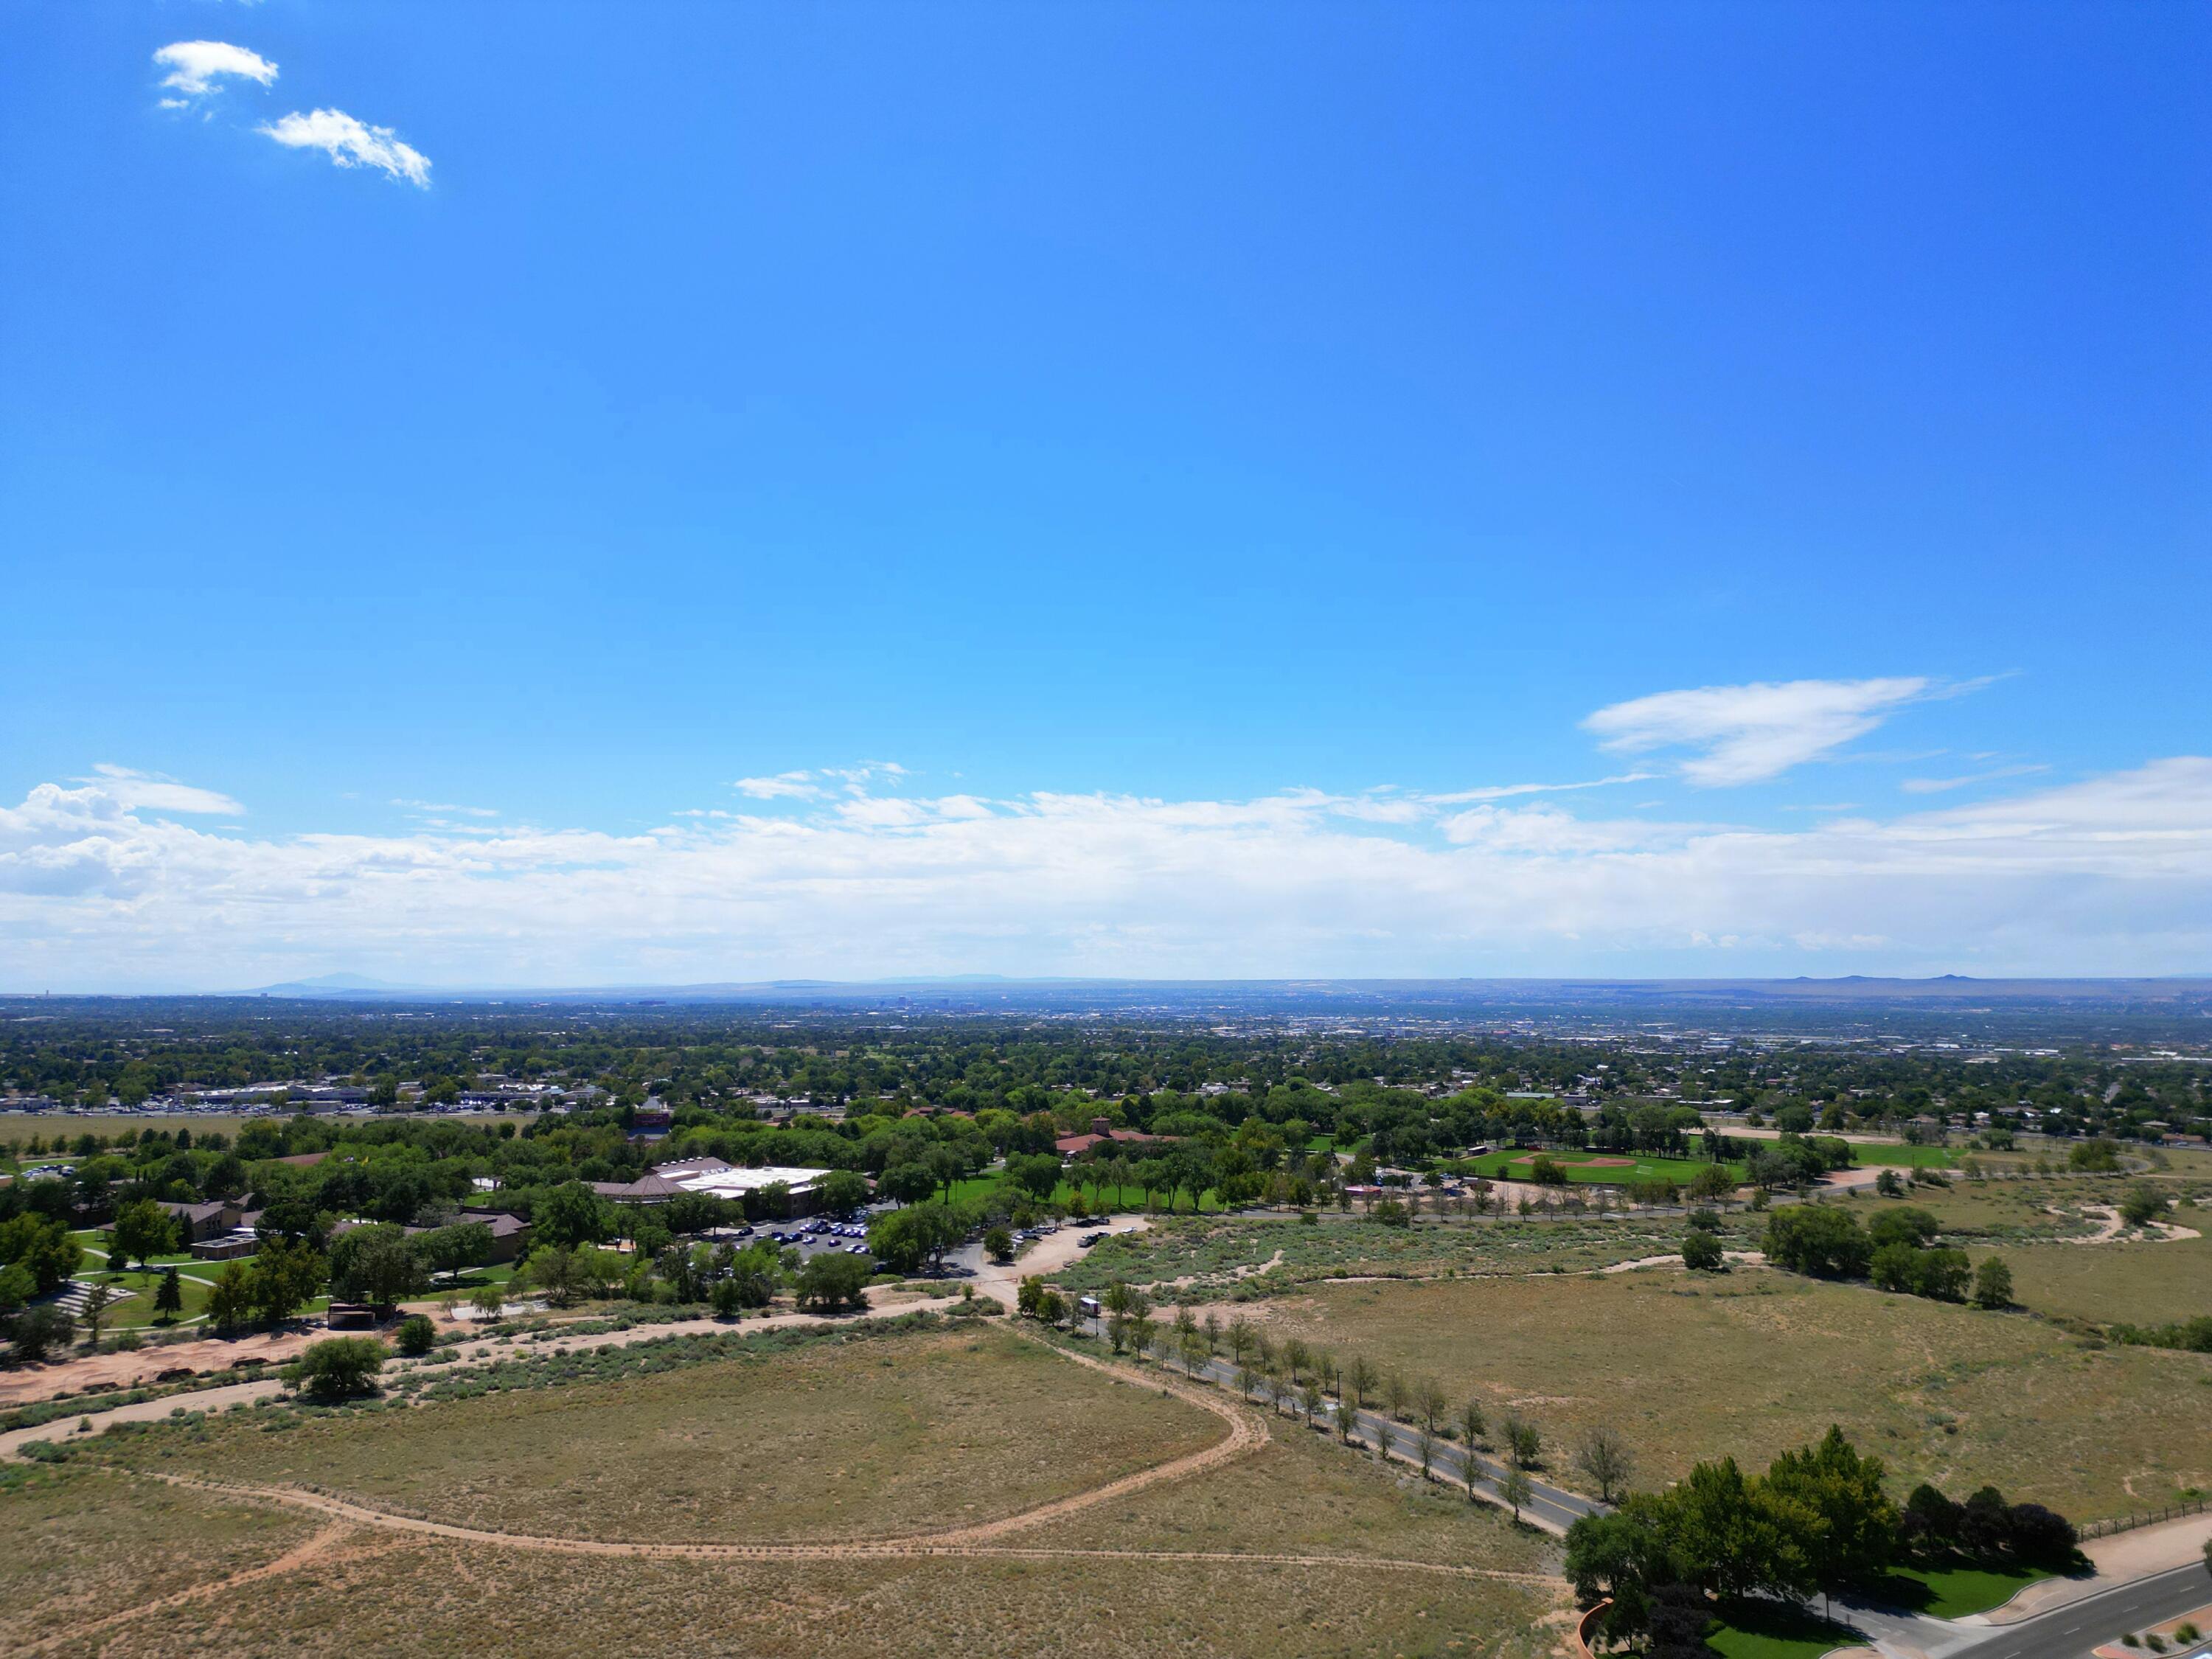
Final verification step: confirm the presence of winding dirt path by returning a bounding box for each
[19,1520,365,1657]
[87,1338,1557,1598]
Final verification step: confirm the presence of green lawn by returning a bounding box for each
[1704,1601,1861,1659]
[1877,1561,2055,1618]
[1847,1144,1962,1169]
[1457,1148,1745,1186]
[80,1265,214,1331]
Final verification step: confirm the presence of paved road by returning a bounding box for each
[1883,1565,2212,1659]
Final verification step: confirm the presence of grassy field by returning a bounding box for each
[27,1321,1569,1659]
[0,1463,321,1653]
[44,1534,1562,1659]
[1051,1213,1753,1302]
[1203,1270,2212,1519]
[1967,1232,2212,1328]
[38,1388,1562,1659]
[88,1325,1222,1545]
[80,1266,216,1332]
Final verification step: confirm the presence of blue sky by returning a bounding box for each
[2,2,2207,988]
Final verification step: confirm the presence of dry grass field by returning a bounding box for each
[41,1536,1563,1659]
[18,1324,1566,1659]
[32,1402,1561,1659]
[1967,1232,2212,1327]
[0,1464,321,1652]
[85,1326,1223,1545]
[1205,1269,2212,1518]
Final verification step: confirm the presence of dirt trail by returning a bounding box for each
[2053,1204,2201,1245]
[19,1520,364,1656]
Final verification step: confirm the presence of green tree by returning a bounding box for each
[416,1222,492,1280]
[2119,1183,2166,1228]
[7,1304,73,1361]
[1764,1426,1899,1592]
[327,1224,428,1309]
[1576,1427,1635,1503]
[794,1250,871,1312]
[1502,1413,1541,1469]
[153,1266,184,1322]
[533,1182,615,1248]
[249,1238,325,1324]
[815,1168,869,1215]
[1972,1256,2014,1310]
[1682,1229,1725,1271]
[0,1214,83,1297]
[394,1312,437,1356]
[79,1280,117,1348]
[1498,1465,1534,1524]
[1763,1206,1871,1279]
[110,1198,178,1273]
[206,1262,254,1332]
[288,1335,386,1400]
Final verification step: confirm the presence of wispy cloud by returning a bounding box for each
[1584,677,1942,786]
[1900,764,2048,795]
[734,773,826,801]
[734,762,908,801]
[77,765,243,817]
[260,108,431,187]
[1427,773,1655,805]
[153,40,276,103]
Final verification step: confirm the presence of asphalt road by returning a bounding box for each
[1962,1565,2212,1659]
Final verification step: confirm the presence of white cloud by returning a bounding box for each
[734,773,824,800]
[260,108,431,187]
[4,759,2210,987]
[1585,678,1938,785]
[1900,764,2048,795]
[77,765,243,817]
[154,40,277,99]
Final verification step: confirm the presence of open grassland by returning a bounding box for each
[24,1326,1566,1659]
[1026,1386,1557,1577]
[1208,1270,2212,1519]
[1052,1214,1753,1302]
[35,1416,1562,1659]
[1969,1231,2212,1328]
[87,1325,1222,1545]
[44,1535,1565,1659]
[0,1463,321,1653]
[1857,1180,2211,1243]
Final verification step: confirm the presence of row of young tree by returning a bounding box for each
[1566,1429,2078,1653]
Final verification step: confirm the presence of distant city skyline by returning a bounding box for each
[3,4,2205,988]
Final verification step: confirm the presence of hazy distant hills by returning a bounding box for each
[239,974,2212,1006]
